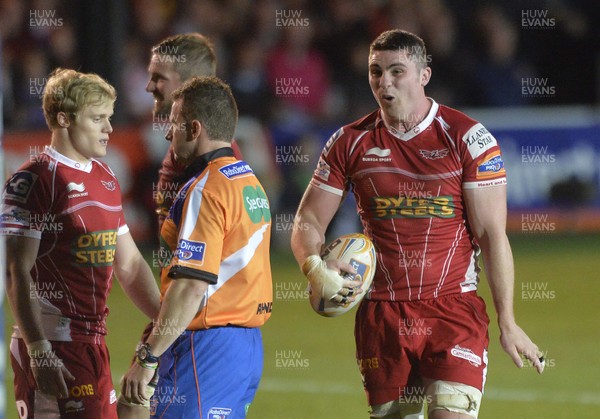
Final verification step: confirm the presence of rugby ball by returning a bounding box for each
[308,233,376,317]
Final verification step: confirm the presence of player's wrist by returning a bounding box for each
[135,358,158,370]
[497,314,517,330]
[136,342,160,365]
[301,255,344,300]
[301,255,322,275]
[26,339,52,358]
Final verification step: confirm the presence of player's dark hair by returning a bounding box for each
[152,33,216,81]
[370,30,429,69]
[172,76,238,143]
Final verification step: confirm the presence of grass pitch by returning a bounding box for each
[3,234,599,418]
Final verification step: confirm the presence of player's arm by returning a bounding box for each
[121,276,208,404]
[114,231,161,320]
[464,185,544,374]
[5,235,74,397]
[291,184,362,303]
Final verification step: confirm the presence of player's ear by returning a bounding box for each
[57,112,71,128]
[420,66,431,87]
[190,119,202,141]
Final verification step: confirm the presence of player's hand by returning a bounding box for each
[302,255,363,306]
[499,322,545,374]
[121,361,157,405]
[30,350,75,398]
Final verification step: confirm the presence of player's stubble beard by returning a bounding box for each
[154,97,172,120]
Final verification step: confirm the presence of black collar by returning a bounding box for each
[175,147,235,183]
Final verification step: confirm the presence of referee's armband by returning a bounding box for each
[168,265,218,285]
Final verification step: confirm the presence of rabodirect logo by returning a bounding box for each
[176,239,206,263]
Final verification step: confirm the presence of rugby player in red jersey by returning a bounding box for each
[145,33,243,233]
[1,68,160,418]
[291,30,543,418]
[118,33,244,418]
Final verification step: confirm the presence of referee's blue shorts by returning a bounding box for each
[150,327,263,418]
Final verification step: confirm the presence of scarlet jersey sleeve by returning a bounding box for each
[458,122,507,189]
[310,127,351,196]
[1,168,51,239]
[168,174,224,284]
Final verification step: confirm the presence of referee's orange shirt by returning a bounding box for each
[159,149,272,329]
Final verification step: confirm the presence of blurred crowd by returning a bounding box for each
[2,0,599,240]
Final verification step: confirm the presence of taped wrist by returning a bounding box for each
[302,255,344,300]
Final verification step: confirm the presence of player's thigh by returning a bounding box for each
[355,300,419,407]
[10,337,39,419]
[152,327,262,418]
[10,338,117,419]
[420,293,489,391]
[54,341,118,418]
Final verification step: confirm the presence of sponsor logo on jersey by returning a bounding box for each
[110,389,117,404]
[176,239,206,263]
[477,151,506,179]
[66,182,89,198]
[0,205,30,228]
[208,407,232,418]
[365,147,391,157]
[463,123,497,159]
[363,147,392,162]
[419,148,449,160]
[69,384,95,398]
[73,230,118,266]
[66,182,85,193]
[315,158,331,180]
[3,171,38,203]
[101,180,116,191]
[64,400,85,413]
[219,161,253,179]
[373,195,455,219]
[243,185,271,223]
[322,127,344,157]
[450,344,482,367]
[256,301,273,314]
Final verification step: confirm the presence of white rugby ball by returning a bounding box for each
[309,233,376,317]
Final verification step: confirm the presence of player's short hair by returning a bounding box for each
[42,68,116,130]
[172,76,238,143]
[370,30,429,69]
[152,33,217,81]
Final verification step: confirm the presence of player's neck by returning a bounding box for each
[50,130,92,165]
[382,97,431,134]
[197,139,232,157]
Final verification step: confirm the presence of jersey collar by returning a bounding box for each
[44,146,94,173]
[377,98,439,141]
[176,147,235,183]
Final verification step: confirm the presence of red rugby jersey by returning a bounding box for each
[1,147,128,343]
[311,99,506,301]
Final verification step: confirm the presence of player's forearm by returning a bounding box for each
[5,270,47,344]
[118,259,161,319]
[146,278,208,356]
[479,233,517,327]
[290,211,326,266]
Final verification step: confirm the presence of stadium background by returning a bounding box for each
[1,0,599,417]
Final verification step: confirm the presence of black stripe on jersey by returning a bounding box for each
[168,265,218,285]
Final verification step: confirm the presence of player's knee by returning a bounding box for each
[425,380,481,419]
[370,399,425,419]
